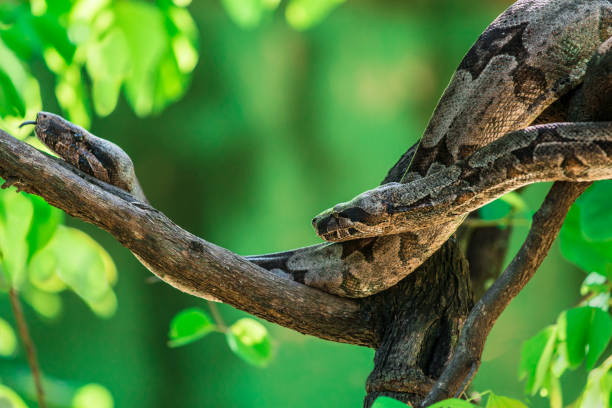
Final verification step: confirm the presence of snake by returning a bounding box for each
[24,0,612,299]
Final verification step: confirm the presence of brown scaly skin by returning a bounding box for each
[28,112,147,203]
[28,1,612,299]
[312,0,612,274]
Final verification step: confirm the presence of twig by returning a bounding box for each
[207,301,227,331]
[419,181,591,407]
[8,288,46,408]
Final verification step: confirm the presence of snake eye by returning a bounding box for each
[73,132,84,142]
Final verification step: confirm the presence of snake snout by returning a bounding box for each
[312,206,380,242]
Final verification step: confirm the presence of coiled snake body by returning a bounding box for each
[30,0,612,298]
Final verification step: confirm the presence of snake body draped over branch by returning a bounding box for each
[28,0,612,299]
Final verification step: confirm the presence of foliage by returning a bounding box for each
[513,181,612,407]
[0,0,199,128]
[0,0,200,403]
[169,307,274,367]
[219,0,345,30]
[372,392,528,407]
[0,0,611,406]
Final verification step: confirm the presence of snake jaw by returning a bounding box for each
[312,203,384,242]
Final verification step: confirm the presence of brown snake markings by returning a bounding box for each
[31,0,612,298]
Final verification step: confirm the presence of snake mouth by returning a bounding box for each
[312,206,381,242]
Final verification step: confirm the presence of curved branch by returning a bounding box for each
[0,130,379,347]
[420,181,591,406]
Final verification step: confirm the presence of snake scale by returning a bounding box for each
[27,0,612,299]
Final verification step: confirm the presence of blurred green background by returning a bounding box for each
[0,0,592,406]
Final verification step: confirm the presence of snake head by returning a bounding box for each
[312,185,400,242]
[25,111,88,155]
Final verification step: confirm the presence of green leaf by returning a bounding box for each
[72,383,114,408]
[25,194,63,261]
[428,398,477,407]
[285,0,345,30]
[581,272,609,296]
[561,307,612,370]
[55,65,91,127]
[168,308,216,348]
[579,181,612,242]
[563,307,592,368]
[560,207,612,277]
[92,77,122,117]
[114,2,167,116]
[0,317,17,357]
[0,40,28,117]
[221,0,279,29]
[0,384,28,408]
[22,288,63,319]
[371,396,408,407]
[29,226,117,317]
[225,318,273,367]
[0,190,34,287]
[86,27,130,116]
[486,393,527,408]
[587,292,611,312]
[518,325,557,394]
[0,5,41,61]
[577,365,612,408]
[31,14,76,64]
[586,308,612,370]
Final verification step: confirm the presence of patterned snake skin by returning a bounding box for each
[31,0,612,298]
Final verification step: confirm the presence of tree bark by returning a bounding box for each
[363,239,473,407]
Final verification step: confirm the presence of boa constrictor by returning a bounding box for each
[27,0,612,299]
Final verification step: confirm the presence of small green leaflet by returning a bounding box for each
[168,308,216,348]
[485,393,527,408]
[559,206,612,278]
[428,398,477,407]
[581,272,609,296]
[29,225,118,318]
[0,190,33,287]
[285,0,345,30]
[575,358,612,408]
[221,0,280,29]
[25,194,63,261]
[518,325,557,395]
[371,396,408,407]
[0,317,17,357]
[561,306,612,370]
[225,318,273,367]
[0,384,28,408]
[72,383,114,408]
[577,181,612,242]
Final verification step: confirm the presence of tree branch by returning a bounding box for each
[0,130,379,347]
[420,37,612,405]
[419,181,591,406]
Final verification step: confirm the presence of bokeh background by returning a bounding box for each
[0,0,592,406]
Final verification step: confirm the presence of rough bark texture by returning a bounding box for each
[0,36,608,408]
[420,181,590,406]
[363,239,473,407]
[0,134,379,347]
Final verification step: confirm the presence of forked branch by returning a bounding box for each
[0,131,379,347]
[420,181,591,406]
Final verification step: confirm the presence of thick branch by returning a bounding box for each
[420,181,591,406]
[0,130,379,347]
[421,37,612,405]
